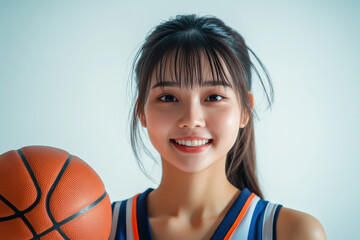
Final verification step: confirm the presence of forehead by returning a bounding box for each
[150,49,234,89]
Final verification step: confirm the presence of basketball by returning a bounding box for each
[0,146,112,240]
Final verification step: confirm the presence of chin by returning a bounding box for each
[170,160,218,174]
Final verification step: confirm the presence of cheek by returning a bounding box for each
[208,107,241,132]
[144,107,174,138]
[208,107,241,149]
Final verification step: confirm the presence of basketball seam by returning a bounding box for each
[0,150,42,222]
[44,154,73,240]
[35,192,108,239]
[0,194,38,237]
[0,149,42,238]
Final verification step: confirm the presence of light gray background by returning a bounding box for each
[1,1,359,239]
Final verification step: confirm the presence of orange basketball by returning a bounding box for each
[0,146,112,240]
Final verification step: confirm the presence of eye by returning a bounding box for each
[205,94,224,102]
[159,94,178,102]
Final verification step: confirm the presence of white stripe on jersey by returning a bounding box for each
[262,202,279,240]
[109,201,121,240]
[230,195,260,240]
[126,198,134,240]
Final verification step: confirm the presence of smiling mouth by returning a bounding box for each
[170,139,213,147]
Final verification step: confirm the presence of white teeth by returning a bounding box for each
[174,139,210,147]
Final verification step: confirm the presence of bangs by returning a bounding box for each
[135,26,254,112]
[150,33,240,90]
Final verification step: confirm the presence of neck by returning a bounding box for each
[147,158,240,219]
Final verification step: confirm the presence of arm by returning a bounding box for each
[276,207,326,240]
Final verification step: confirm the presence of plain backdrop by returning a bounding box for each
[1,0,359,239]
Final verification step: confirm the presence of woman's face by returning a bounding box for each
[140,60,246,173]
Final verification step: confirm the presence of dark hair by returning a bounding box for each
[129,14,273,199]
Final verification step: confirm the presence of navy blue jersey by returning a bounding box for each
[109,188,282,240]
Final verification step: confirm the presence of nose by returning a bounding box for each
[177,99,206,129]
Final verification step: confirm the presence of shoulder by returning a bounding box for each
[276,207,326,240]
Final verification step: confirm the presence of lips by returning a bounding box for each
[170,138,213,153]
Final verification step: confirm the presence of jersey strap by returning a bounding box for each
[228,198,282,240]
[109,200,126,240]
[262,202,282,240]
[229,195,260,239]
[109,201,121,240]
[109,193,140,240]
[225,193,257,239]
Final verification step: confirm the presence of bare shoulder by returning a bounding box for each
[276,207,326,240]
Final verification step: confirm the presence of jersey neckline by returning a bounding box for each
[135,187,254,240]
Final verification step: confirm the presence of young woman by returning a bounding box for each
[110,14,326,240]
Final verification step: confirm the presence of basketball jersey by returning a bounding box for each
[109,188,282,240]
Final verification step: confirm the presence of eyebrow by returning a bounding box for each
[151,81,233,89]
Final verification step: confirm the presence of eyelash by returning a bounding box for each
[158,94,225,102]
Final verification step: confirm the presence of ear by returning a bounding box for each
[139,112,147,128]
[136,98,147,128]
[240,92,254,128]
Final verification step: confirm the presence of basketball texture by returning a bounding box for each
[0,146,112,240]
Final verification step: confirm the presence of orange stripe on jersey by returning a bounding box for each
[224,193,256,240]
[132,193,141,240]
